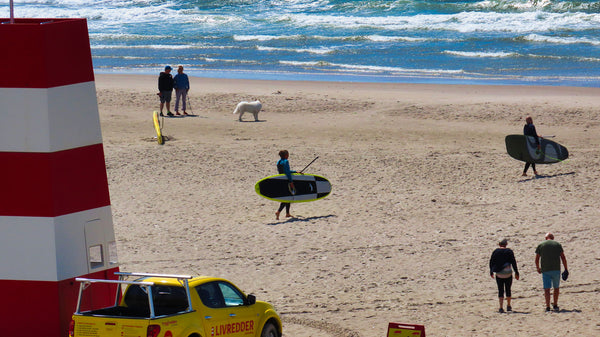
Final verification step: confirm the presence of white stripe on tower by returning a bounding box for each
[0,82,102,152]
[0,18,119,337]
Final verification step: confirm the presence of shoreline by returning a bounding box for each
[94,70,600,89]
[95,73,600,96]
[95,73,600,337]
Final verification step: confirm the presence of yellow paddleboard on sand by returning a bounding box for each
[153,111,164,145]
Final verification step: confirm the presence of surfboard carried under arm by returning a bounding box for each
[255,173,332,203]
[505,134,568,164]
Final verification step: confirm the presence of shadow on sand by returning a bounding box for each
[519,171,575,182]
[267,214,336,226]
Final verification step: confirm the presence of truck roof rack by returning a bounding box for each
[115,272,193,279]
[75,277,153,286]
[74,273,195,318]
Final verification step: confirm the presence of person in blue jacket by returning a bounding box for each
[275,150,299,220]
[173,65,190,116]
[523,116,541,176]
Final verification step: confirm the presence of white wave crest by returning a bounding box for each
[257,46,336,54]
[524,34,600,46]
[276,11,600,34]
[92,44,200,50]
[444,50,518,58]
[279,60,463,75]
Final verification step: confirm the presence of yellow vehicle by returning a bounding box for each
[69,272,281,337]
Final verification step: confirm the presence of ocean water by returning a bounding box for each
[3,0,600,86]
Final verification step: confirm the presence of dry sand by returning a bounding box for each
[95,74,600,336]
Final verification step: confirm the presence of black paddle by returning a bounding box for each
[299,156,319,173]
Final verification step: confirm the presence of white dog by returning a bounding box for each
[233,100,262,121]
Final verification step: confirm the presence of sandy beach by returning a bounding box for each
[95,74,600,336]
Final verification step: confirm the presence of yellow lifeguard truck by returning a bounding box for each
[69,272,281,337]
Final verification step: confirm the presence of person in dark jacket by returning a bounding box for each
[522,116,541,176]
[489,239,520,313]
[158,65,174,117]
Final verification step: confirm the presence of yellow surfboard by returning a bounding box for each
[153,111,164,145]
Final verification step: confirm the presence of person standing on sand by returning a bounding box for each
[275,150,302,220]
[173,65,190,116]
[523,116,541,176]
[158,65,174,117]
[489,238,520,313]
[535,232,568,312]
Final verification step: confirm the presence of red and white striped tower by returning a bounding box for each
[0,18,119,337]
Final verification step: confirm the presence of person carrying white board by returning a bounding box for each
[275,150,302,220]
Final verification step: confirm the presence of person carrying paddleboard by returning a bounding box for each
[275,150,302,220]
[522,116,541,176]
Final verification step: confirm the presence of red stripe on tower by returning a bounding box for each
[0,18,94,88]
[0,18,119,337]
[1,145,111,217]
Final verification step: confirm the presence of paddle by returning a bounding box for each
[299,156,319,173]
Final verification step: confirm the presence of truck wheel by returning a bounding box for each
[260,322,278,337]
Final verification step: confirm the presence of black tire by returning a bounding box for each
[261,322,278,337]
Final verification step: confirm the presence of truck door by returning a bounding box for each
[197,281,258,337]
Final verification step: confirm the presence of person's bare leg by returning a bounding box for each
[553,288,560,310]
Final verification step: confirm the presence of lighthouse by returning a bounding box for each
[0,18,119,337]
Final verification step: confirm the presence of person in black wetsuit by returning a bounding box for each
[523,116,541,176]
[489,239,520,313]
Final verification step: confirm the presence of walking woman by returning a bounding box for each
[489,239,520,313]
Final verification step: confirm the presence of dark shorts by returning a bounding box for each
[160,90,172,103]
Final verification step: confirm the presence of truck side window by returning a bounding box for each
[196,283,225,308]
[218,282,245,307]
